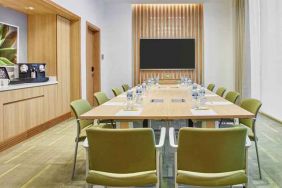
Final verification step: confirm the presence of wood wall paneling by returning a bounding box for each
[57,16,71,116]
[0,0,80,21]
[132,4,204,85]
[70,20,82,101]
[28,15,57,76]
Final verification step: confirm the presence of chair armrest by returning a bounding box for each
[245,136,252,148]
[169,128,178,149]
[156,127,166,149]
[82,138,89,148]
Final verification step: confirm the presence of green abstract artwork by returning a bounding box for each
[0,22,18,66]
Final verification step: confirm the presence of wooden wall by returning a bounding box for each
[132,4,204,85]
[28,15,57,76]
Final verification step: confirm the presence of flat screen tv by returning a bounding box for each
[140,39,195,69]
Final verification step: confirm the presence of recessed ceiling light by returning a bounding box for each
[25,6,34,10]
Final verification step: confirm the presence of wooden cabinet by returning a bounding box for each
[0,85,64,143]
[3,96,44,140]
[0,0,81,152]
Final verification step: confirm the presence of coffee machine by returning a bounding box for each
[10,63,49,84]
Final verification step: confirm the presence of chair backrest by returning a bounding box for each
[112,87,123,96]
[86,128,156,173]
[225,91,240,104]
[239,98,262,130]
[70,99,93,130]
[122,84,130,92]
[216,87,226,97]
[94,92,110,105]
[207,84,215,91]
[177,127,247,173]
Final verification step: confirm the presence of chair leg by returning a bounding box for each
[219,119,223,127]
[175,183,178,188]
[72,140,79,179]
[254,139,262,179]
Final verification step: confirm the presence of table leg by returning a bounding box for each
[202,120,217,128]
[143,119,149,128]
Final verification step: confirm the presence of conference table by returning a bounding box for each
[80,84,254,178]
[80,84,254,124]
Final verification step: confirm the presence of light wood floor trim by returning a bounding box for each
[0,112,71,152]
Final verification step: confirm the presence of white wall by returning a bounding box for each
[102,1,133,97]
[102,0,236,97]
[259,0,282,121]
[0,7,27,63]
[51,0,236,98]
[203,0,235,91]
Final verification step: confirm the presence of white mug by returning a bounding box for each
[0,79,10,88]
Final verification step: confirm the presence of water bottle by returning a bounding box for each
[142,81,146,93]
[192,89,198,100]
[188,78,193,86]
[184,77,188,86]
[135,85,142,104]
[126,90,134,110]
[192,89,199,109]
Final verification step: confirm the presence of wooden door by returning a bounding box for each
[57,16,71,115]
[86,22,101,105]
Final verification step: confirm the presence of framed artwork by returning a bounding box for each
[0,22,19,66]
[0,67,9,79]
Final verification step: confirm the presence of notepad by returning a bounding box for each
[117,94,126,98]
[103,102,126,106]
[191,109,217,116]
[171,98,185,103]
[205,94,218,97]
[115,108,143,116]
[206,101,232,105]
[151,99,164,103]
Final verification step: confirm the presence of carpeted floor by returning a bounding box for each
[0,115,281,188]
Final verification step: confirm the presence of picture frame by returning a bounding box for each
[0,21,19,65]
[0,67,10,79]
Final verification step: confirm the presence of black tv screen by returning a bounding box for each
[140,39,195,69]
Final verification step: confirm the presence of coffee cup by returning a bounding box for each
[0,79,10,88]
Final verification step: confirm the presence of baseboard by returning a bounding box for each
[260,111,282,124]
[0,112,71,152]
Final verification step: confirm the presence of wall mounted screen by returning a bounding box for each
[140,39,195,69]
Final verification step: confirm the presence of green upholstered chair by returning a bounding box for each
[122,84,130,92]
[216,87,226,97]
[94,92,110,105]
[169,127,249,187]
[225,91,240,104]
[85,127,166,187]
[94,92,116,127]
[70,99,111,179]
[239,98,262,179]
[112,87,123,96]
[207,83,215,91]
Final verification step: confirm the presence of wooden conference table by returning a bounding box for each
[80,84,254,126]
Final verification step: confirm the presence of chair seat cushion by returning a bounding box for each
[86,170,157,187]
[176,170,247,186]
